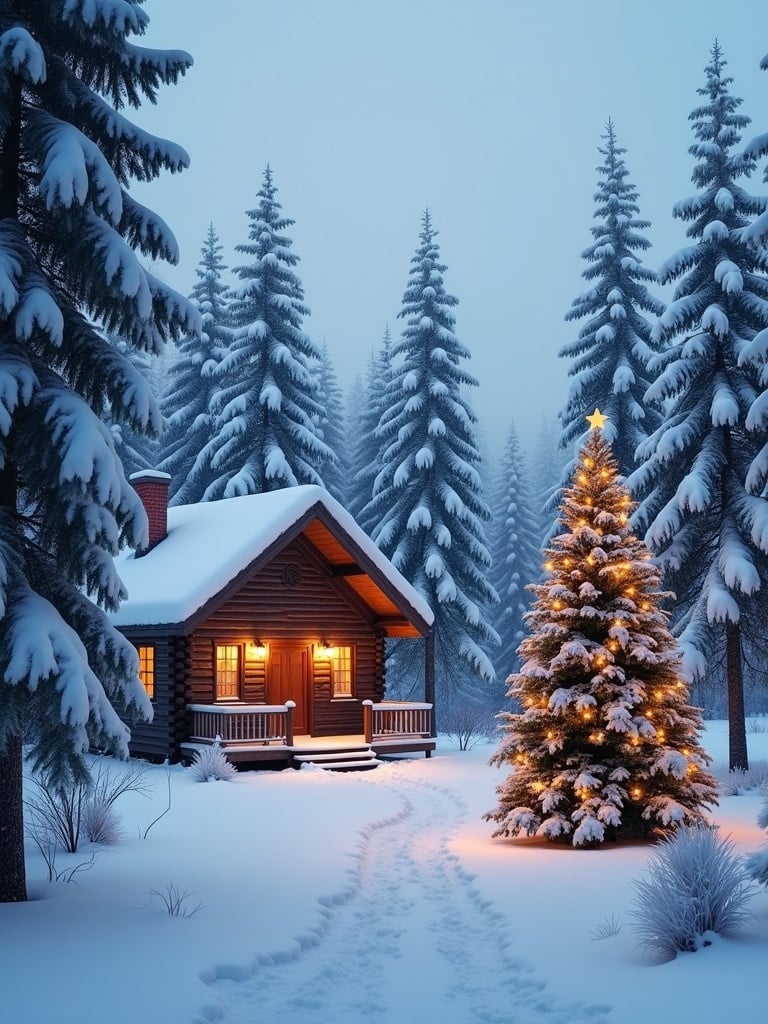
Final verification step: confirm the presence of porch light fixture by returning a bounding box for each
[320,641,335,659]
[250,640,267,659]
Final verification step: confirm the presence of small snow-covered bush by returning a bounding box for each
[715,761,768,796]
[188,742,237,782]
[746,792,768,887]
[81,799,123,845]
[630,825,755,961]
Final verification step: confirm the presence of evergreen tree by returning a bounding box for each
[199,167,331,498]
[0,2,196,901]
[365,211,498,704]
[348,327,392,531]
[533,415,565,548]
[486,423,718,846]
[628,43,768,771]
[160,223,233,504]
[489,424,541,690]
[742,49,768,242]
[558,121,663,484]
[106,335,160,477]
[313,341,347,505]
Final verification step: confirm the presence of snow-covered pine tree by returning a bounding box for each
[557,121,663,488]
[628,43,768,772]
[313,341,348,505]
[489,423,541,692]
[159,223,233,504]
[486,422,718,846]
[533,415,564,548]
[347,326,392,532]
[0,2,197,901]
[364,211,498,705]
[742,49,768,243]
[106,334,161,477]
[198,167,331,498]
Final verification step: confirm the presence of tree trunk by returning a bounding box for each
[726,621,748,772]
[0,735,27,902]
[0,60,27,903]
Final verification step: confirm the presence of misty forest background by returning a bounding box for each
[111,42,768,726]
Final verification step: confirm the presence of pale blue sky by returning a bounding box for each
[135,1,768,456]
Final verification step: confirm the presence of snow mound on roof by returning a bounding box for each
[110,485,434,628]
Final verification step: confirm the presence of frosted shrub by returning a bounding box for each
[81,800,123,845]
[715,761,768,796]
[188,742,237,782]
[630,825,755,960]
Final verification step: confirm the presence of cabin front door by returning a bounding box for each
[268,644,310,734]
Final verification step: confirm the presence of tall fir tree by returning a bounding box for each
[742,49,768,242]
[557,121,663,488]
[487,424,718,846]
[348,326,392,532]
[106,336,160,477]
[489,423,541,692]
[533,415,565,548]
[364,211,498,705]
[199,167,331,498]
[0,2,196,901]
[628,43,768,771]
[160,223,233,504]
[313,341,348,505]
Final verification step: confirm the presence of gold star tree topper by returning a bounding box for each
[586,407,607,430]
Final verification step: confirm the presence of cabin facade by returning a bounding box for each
[110,474,436,768]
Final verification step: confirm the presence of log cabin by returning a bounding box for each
[109,472,436,769]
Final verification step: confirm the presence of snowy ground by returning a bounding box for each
[3,721,768,1024]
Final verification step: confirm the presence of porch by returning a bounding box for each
[183,699,435,767]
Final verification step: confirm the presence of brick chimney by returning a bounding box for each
[130,471,171,554]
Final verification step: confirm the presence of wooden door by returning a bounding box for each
[268,645,310,734]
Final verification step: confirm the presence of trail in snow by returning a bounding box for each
[196,764,613,1024]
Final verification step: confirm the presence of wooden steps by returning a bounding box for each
[292,744,380,772]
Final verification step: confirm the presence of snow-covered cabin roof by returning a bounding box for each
[110,485,433,636]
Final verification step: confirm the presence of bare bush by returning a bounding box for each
[187,741,237,782]
[440,703,496,751]
[747,717,768,734]
[590,913,623,940]
[629,825,755,961]
[25,758,152,853]
[148,883,203,918]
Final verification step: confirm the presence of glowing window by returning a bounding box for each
[215,644,241,700]
[138,645,155,700]
[331,646,353,698]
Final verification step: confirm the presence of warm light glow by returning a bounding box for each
[632,787,642,798]
[546,731,554,740]
[319,642,336,658]
[553,601,563,610]
[544,560,554,571]
[249,641,267,659]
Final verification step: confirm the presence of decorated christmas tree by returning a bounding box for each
[486,412,718,846]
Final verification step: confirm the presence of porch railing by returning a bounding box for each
[362,700,433,743]
[188,702,295,747]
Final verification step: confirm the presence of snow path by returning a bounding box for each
[196,766,613,1024]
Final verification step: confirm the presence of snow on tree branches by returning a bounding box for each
[486,429,717,846]
[0,0,196,902]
